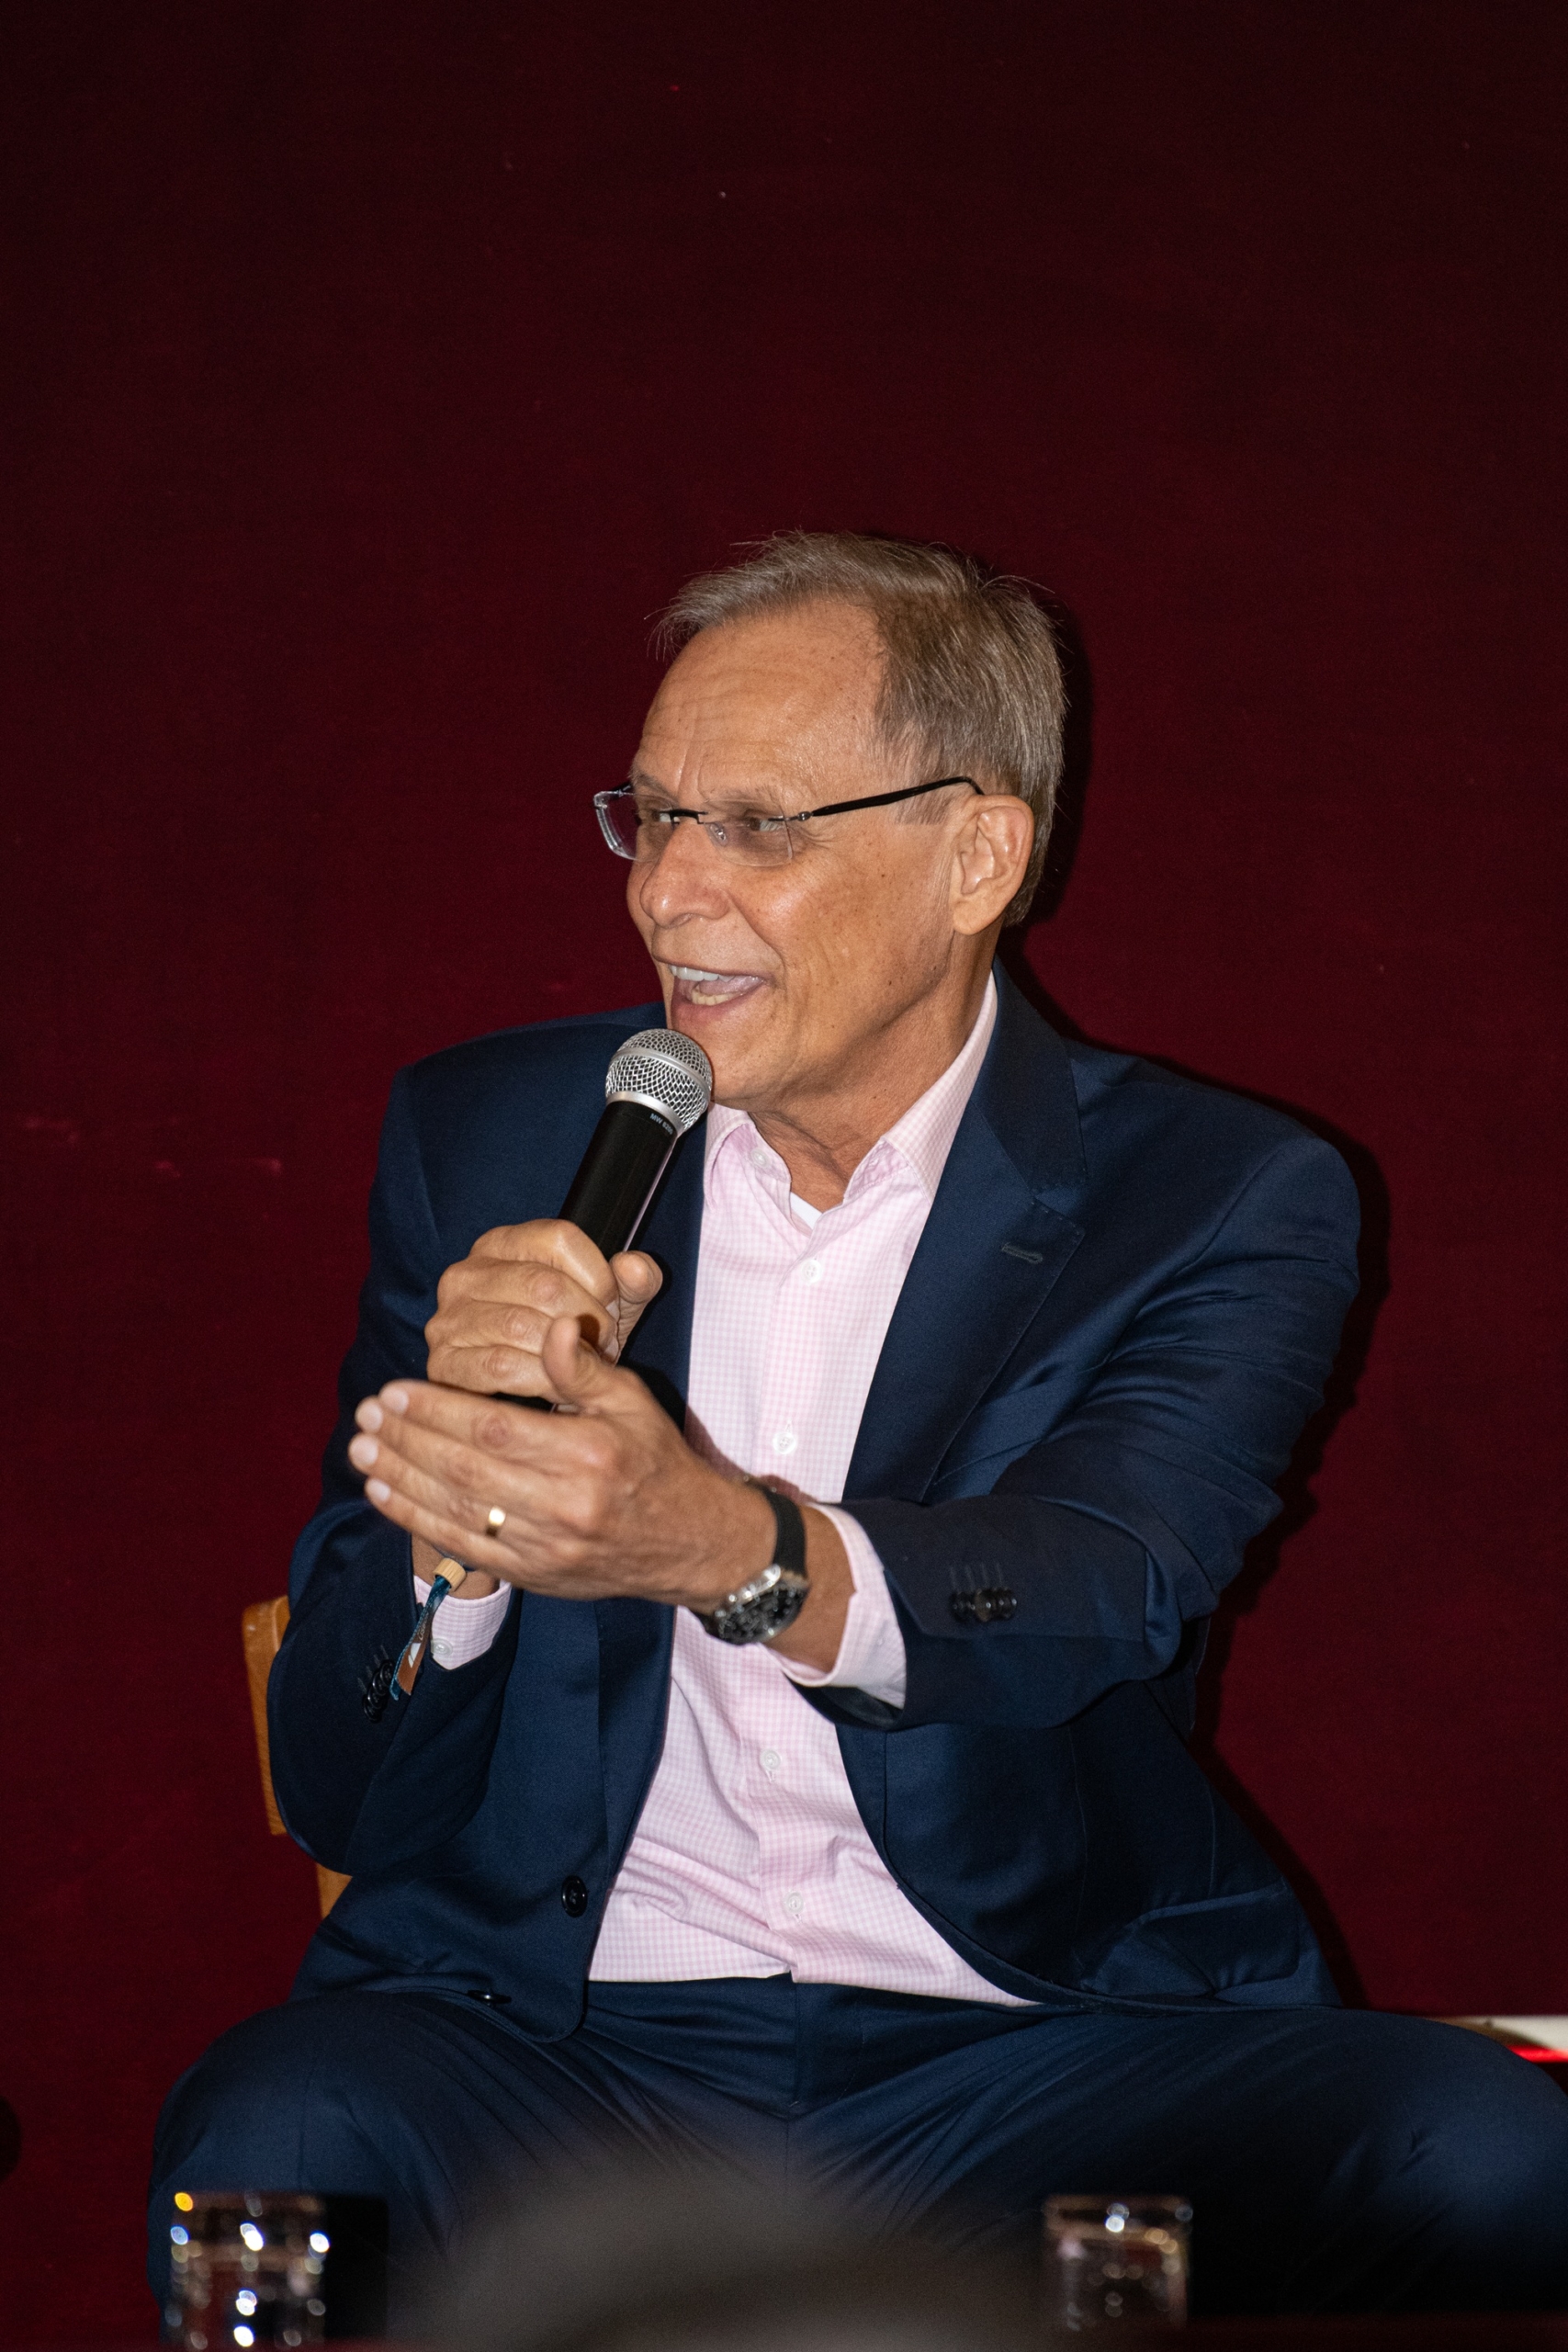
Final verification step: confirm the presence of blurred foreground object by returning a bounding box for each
[166,2191,327,2349]
[1043,2196,1190,2331]
[164,2189,388,2345]
[428,2164,1035,2352]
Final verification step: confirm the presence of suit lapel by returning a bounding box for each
[597,981,1086,1797]
[844,973,1087,1500]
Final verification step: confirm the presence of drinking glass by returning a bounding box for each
[1043,2195,1191,2331]
[165,2191,329,2349]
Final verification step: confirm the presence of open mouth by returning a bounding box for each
[664,963,767,1010]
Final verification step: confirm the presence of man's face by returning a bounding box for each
[627,602,974,1117]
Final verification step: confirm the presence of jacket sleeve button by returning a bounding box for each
[560,1875,590,1917]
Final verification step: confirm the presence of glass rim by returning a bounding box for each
[593,773,979,859]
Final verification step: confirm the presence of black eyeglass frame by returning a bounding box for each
[594,773,979,855]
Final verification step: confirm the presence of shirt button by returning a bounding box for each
[750,1146,769,1169]
[772,1427,797,1457]
[800,1258,824,1285]
[760,1747,782,1775]
[784,1891,805,1918]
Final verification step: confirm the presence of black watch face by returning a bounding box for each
[705,1570,808,1645]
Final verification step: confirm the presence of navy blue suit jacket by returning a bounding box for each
[273,971,1360,2034]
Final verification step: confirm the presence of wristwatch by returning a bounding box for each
[697,1483,810,1645]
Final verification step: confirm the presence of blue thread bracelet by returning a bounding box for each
[391,1557,468,1700]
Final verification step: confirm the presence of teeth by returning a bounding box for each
[668,962,761,1006]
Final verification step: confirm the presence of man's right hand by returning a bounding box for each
[423,1220,664,1402]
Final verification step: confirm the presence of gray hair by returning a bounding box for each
[658,530,1066,925]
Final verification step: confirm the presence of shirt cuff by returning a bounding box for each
[773,1506,907,1709]
[412,1573,513,1669]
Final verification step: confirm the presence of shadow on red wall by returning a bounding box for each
[1002,597,1393,2005]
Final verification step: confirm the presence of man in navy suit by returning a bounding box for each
[152,533,1568,2318]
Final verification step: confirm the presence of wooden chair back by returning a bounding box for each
[242,1596,352,1918]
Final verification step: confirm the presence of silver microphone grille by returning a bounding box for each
[605,1027,714,1135]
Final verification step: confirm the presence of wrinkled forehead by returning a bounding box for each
[635,605,889,798]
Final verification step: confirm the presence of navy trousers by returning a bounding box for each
[150,1979,1568,2324]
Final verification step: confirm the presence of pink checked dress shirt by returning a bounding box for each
[418,975,1025,2005]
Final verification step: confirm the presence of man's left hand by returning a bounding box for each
[346,1317,850,1666]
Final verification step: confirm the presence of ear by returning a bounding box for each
[950,793,1034,934]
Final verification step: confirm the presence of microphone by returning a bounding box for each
[498,1027,713,1409]
[559,1026,714,1255]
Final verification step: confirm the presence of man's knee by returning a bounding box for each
[152,1994,465,2190]
[1352,2022,1568,2307]
[1412,2029,1568,2192]
[148,1996,464,2308]
[158,2001,357,2174]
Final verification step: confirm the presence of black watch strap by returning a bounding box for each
[752,1483,807,1577]
[697,1484,810,1645]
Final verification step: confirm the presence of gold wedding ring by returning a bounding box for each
[485,1506,508,1535]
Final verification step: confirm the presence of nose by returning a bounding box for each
[634,817,732,930]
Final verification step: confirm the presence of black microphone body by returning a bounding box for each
[558,1097,682,1259]
[497,1026,713,1409]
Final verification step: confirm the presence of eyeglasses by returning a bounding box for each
[593,775,979,867]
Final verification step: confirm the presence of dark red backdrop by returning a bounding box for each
[4,2,1564,2335]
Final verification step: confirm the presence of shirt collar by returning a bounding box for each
[704,971,997,1208]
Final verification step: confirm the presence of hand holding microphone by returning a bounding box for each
[422,1028,712,1403]
[346,1024,791,1617]
[347,1024,851,1660]
[423,1219,658,1403]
